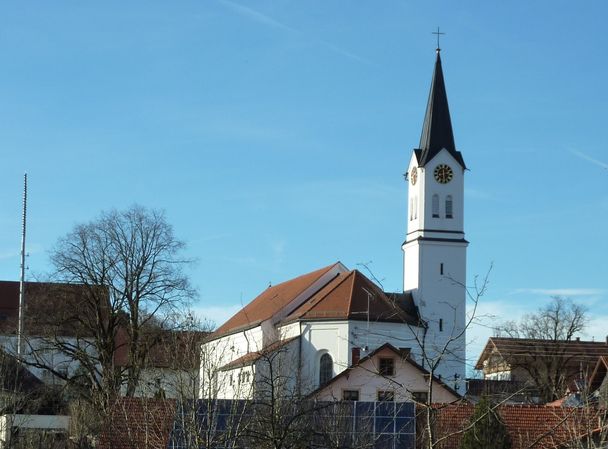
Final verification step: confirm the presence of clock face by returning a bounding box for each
[434,164,453,184]
[410,167,418,185]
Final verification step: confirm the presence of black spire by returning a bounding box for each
[417,50,465,169]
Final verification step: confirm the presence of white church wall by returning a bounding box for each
[275,322,300,340]
[299,321,349,394]
[216,366,254,399]
[199,327,263,399]
[421,150,465,233]
[414,240,467,388]
[403,147,468,393]
[253,337,300,399]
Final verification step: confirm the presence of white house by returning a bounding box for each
[313,343,460,403]
[201,48,468,402]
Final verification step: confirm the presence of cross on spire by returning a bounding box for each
[432,27,445,52]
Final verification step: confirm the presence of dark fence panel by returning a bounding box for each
[167,400,415,449]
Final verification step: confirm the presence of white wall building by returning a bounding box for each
[201,48,468,402]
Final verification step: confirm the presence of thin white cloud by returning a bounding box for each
[219,0,296,33]
[570,149,608,170]
[316,39,374,65]
[218,0,373,65]
[512,288,605,297]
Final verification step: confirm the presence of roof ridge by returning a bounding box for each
[269,262,337,291]
[211,262,341,339]
[491,336,606,344]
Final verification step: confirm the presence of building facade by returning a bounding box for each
[201,48,468,401]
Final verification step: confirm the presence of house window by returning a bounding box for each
[440,263,444,275]
[446,195,453,219]
[343,390,359,401]
[432,194,439,218]
[319,353,333,386]
[412,391,429,403]
[379,358,395,376]
[377,390,395,402]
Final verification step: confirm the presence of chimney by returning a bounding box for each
[351,347,361,366]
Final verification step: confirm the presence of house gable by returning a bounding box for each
[312,343,459,403]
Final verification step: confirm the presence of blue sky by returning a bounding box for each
[0,1,607,370]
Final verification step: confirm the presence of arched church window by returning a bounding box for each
[409,198,413,221]
[414,196,418,219]
[432,194,440,218]
[445,195,453,219]
[319,353,333,386]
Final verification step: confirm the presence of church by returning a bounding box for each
[200,48,468,403]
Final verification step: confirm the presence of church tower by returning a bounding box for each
[403,48,468,387]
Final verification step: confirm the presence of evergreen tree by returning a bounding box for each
[459,396,511,449]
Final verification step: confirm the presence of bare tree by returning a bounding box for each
[499,296,587,341]
[244,345,315,449]
[496,297,589,402]
[25,205,195,413]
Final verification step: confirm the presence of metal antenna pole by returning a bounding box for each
[17,173,27,358]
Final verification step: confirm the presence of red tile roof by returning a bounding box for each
[0,280,103,337]
[287,270,418,325]
[423,403,602,449]
[210,264,420,341]
[475,337,608,370]
[98,397,176,449]
[211,263,340,339]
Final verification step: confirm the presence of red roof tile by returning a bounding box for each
[0,280,104,337]
[423,403,602,449]
[211,263,340,338]
[475,337,608,370]
[210,265,419,341]
[98,397,176,449]
[287,270,418,325]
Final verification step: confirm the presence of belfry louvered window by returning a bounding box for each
[446,195,453,219]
